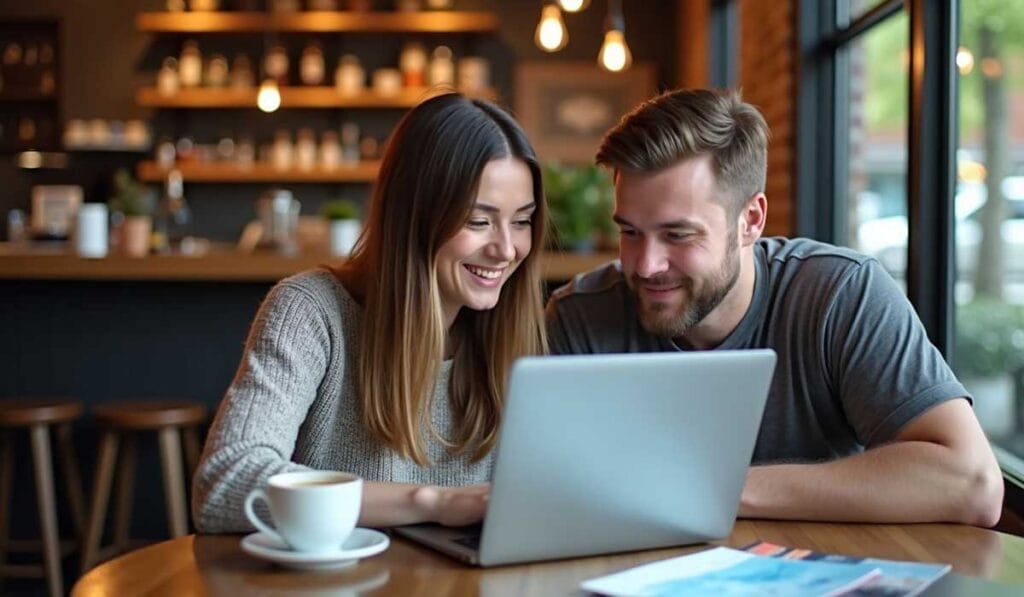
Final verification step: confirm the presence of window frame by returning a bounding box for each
[709,0,738,87]
[796,0,955,352]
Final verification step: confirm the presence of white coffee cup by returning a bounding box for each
[244,471,362,552]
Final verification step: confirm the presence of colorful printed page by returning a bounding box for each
[743,542,952,597]
[580,546,881,596]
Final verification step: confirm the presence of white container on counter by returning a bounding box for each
[330,219,361,257]
[76,203,109,258]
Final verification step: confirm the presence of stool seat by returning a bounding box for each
[0,399,83,427]
[93,400,206,429]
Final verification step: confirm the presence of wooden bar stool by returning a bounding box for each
[0,398,86,597]
[81,400,206,573]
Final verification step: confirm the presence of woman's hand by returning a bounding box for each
[412,484,490,527]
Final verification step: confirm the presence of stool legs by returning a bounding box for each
[29,424,61,597]
[157,428,188,538]
[0,431,12,581]
[183,426,201,477]
[113,435,136,552]
[81,431,118,573]
[81,423,199,573]
[56,423,86,539]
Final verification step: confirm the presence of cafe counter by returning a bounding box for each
[1,243,616,541]
[0,243,617,282]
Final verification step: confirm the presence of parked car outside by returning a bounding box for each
[855,176,1024,283]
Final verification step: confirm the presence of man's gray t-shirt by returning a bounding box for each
[545,237,969,464]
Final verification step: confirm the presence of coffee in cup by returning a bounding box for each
[244,471,362,552]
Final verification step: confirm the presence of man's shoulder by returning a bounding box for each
[759,236,872,269]
[549,259,628,305]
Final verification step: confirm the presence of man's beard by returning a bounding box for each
[629,237,740,339]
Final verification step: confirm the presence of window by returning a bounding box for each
[954,0,1024,473]
[842,12,909,287]
[800,0,1024,481]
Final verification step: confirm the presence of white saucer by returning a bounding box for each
[240,528,390,571]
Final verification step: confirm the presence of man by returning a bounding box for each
[545,88,1003,526]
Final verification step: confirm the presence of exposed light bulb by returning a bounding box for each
[257,78,281,113]
[598,29,632,72]
[557,0,590,12]
[956,46,975,76]
[535,5,568,53]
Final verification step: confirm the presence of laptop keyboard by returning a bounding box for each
[452,533,481,550]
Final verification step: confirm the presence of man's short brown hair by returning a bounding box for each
[595,88,770,217]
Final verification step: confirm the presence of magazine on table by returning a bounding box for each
[581,542,951,597]
[743,541,951,597]
[580,546,882,596]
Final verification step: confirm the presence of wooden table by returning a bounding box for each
[72,521,1024,596]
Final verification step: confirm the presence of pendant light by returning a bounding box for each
[257,9,282,112]
[535,2,568,53]
[598,0,633,72]
[257,78,281,112]
[557,0,590,12]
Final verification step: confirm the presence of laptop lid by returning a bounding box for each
[474,349,776,566]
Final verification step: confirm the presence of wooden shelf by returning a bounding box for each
[136,86,497,109]
[0,90,56,102]
[137,160,380,183]
[136,11,497,33]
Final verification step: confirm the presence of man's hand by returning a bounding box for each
[413,484,491,527]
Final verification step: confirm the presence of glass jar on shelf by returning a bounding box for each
[236,136,256,168]
[205,53,229,87]
[295,128,317,171]
[155,137,177,168]
[179,40,203,88]
[231,54,255,89]
[335,54,365,96]
[359,136,379,161]
[216,136,236,162]
[457,56,490,95]
[158,57,180,96]
[399,42,427,88]
[341,122,360,164]
[300,43,325,86]
[428,45,455,87]
[271,130,294,171]
[175,136,196,163]
[372,68,402,96]
[264,45,289,85]
[320,131,342,169]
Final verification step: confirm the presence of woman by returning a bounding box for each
[193,93,548,532]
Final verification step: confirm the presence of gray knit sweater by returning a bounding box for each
[192,269,494,533]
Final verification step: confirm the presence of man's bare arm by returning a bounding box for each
[739,398,1003,526]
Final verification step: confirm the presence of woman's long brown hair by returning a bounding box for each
[334,93,548,465]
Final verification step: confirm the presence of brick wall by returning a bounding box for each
[738,0,797,237]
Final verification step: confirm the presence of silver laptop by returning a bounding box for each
[395,349,777,567]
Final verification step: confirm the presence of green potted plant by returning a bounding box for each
[108,168,154,258]
[543,163,615,253]
[322,199,362,257]
[954,299,1024,437]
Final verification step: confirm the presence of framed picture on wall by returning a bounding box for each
[514,61,657,165]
